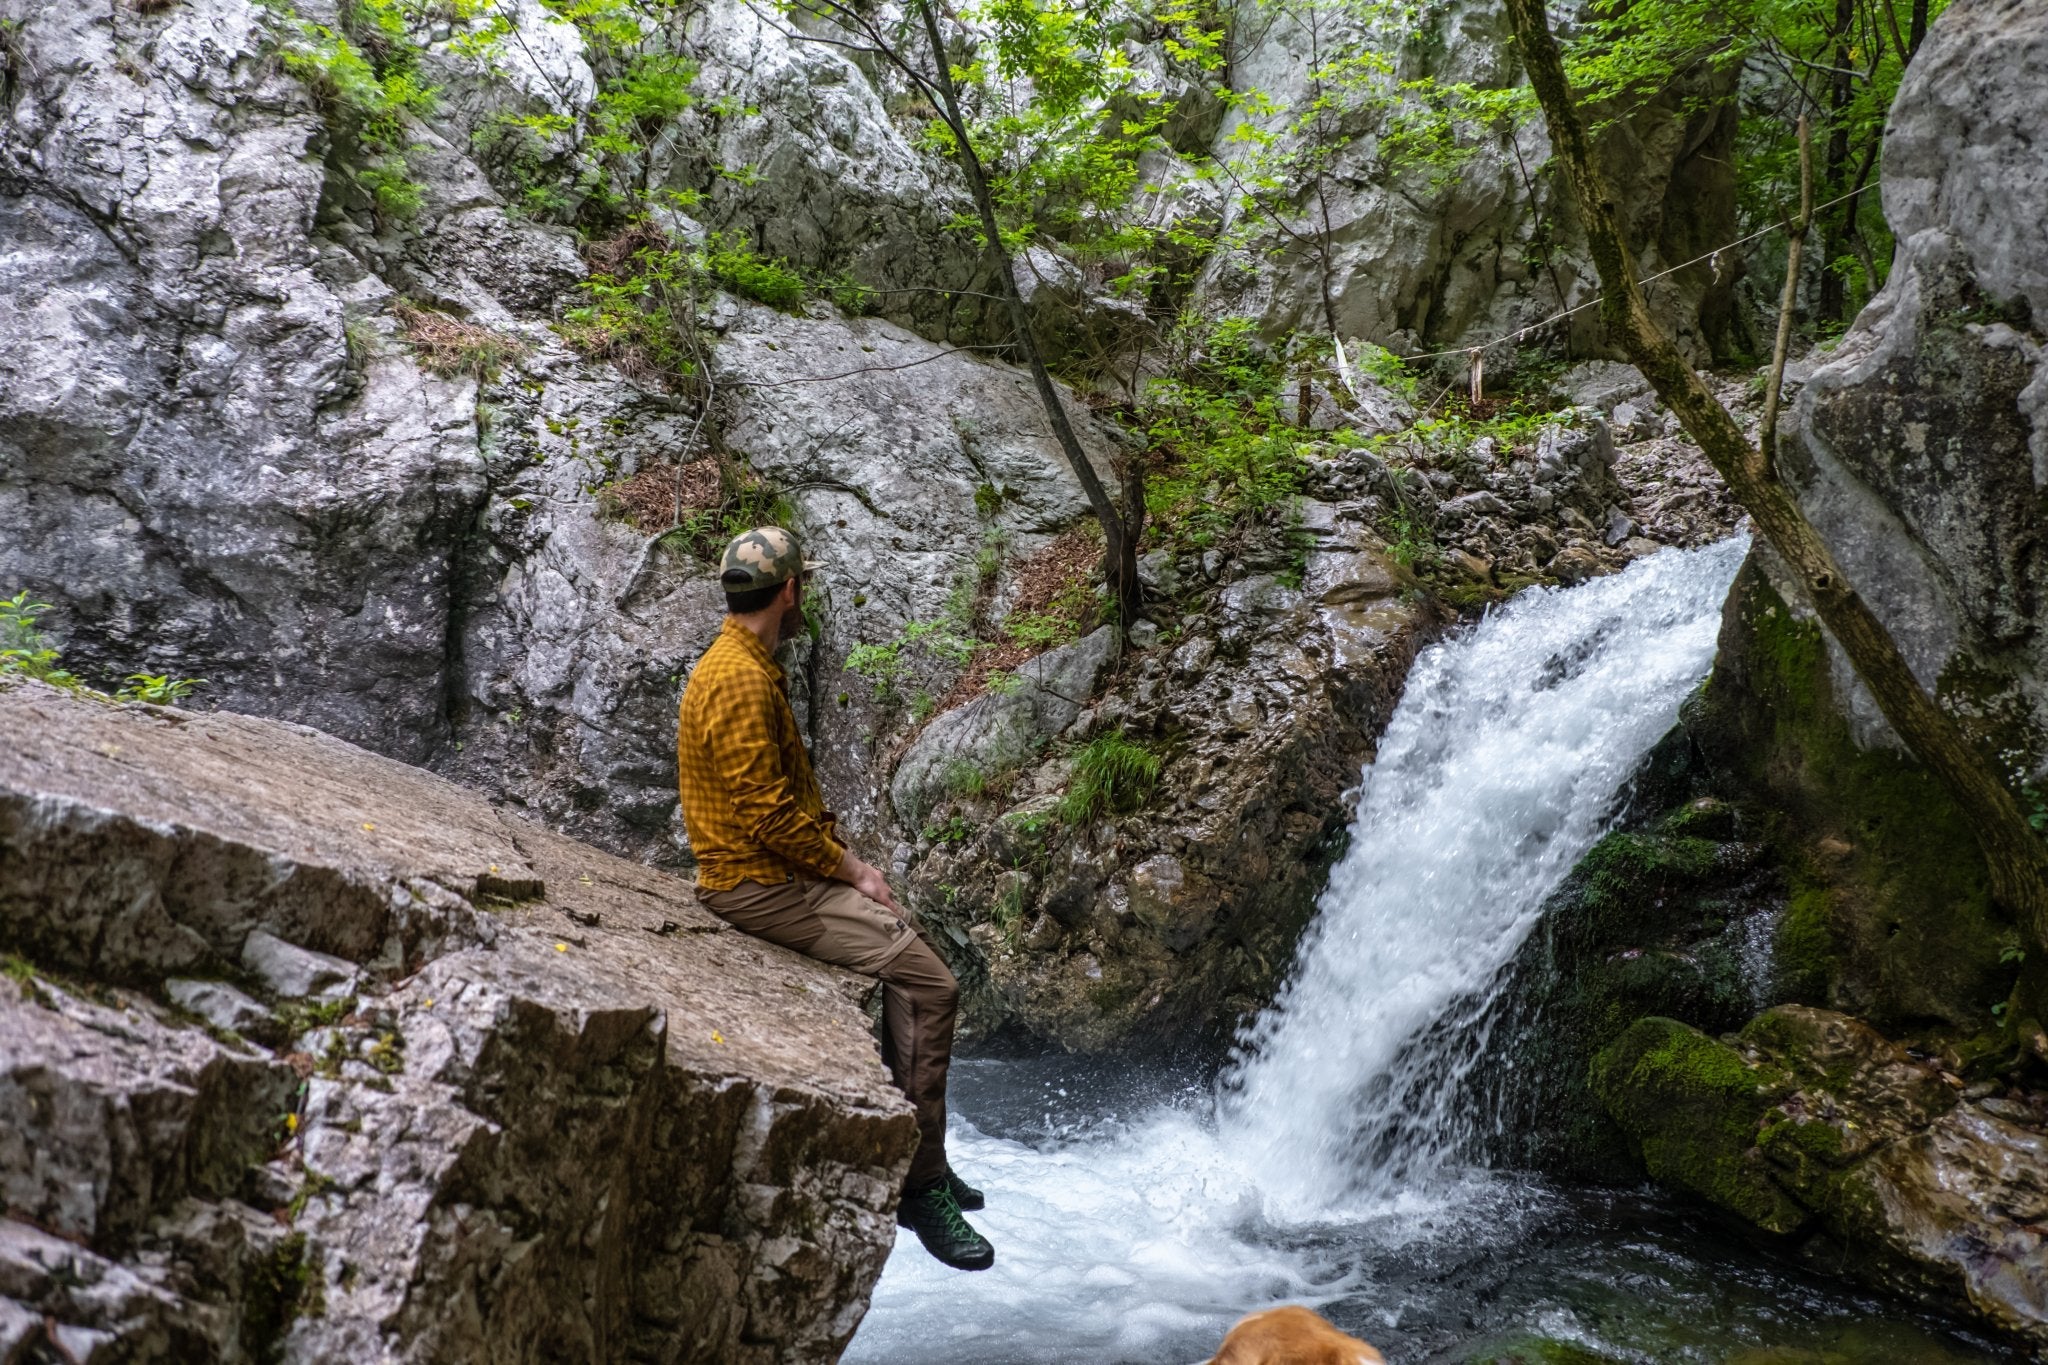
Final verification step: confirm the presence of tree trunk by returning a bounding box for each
[1817,0,1856,322]
[1502,0,2048,973]
[911,0,1145,634]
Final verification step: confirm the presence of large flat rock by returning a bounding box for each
[0,678,916,1363]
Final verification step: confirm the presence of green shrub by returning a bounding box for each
[703,234,806,310]
[116,674,205,704]
[1057,731,1160,823]
[0,593,77,688]
[273,0,436,224]
[1137,315,1307,550]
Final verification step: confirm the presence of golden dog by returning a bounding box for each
[1204,1305,1386,1365]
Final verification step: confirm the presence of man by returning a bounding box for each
[676,526,994,1272]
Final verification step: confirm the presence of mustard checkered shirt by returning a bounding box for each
[677,617,846,891]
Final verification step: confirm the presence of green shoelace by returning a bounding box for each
[923,1186,975,1242]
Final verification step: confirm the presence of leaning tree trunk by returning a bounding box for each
[1501,0,2048,988]
[911,0,1146,634]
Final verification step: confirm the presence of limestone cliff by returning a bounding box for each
[0,678,917,1362]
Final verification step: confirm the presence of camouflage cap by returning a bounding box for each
[718,526,820,592]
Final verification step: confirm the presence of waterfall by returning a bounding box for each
[1215,533,1750,1214]
[847,537,1748,1364]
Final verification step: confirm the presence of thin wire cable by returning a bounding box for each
[1394,186,1864,364]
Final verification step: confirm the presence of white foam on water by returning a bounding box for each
[846,537,1749,1364]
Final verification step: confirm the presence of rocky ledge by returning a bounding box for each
[1596,1006,2047,1351]
[0,679,915,1363]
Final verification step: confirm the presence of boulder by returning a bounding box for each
[0,680,917,1362]
[889,628,1119,825]
[1591,1006,2046,1351]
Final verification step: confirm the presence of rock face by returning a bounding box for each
[891,502,1437,1051]
[1592,1008,2047,1350]
[1770,0,2048,831]
[0,679,916,1362]
[0,0,1105,873]
[0,0,488,765]
[1195,0,1746,368]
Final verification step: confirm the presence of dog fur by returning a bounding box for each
[1203,1305,1386,1365]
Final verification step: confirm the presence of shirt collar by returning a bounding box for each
[722,615,785,684]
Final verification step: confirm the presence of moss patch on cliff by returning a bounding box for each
[244,1232,323,1363]
[1691,562,2014,1031]
[1590,1017,1805,1233]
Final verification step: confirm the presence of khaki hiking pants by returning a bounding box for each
[700,875,958,1189]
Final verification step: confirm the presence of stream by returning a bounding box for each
[844,538,2021,1365]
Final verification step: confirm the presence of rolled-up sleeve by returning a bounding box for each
[704,673,845,877]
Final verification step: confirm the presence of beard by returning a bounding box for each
[776,598,806,646]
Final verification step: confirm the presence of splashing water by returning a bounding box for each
[846,539,1750,1364]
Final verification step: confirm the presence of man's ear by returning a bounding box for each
[781,577,803,609]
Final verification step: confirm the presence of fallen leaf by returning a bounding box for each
[554,942,569,953]
[285,1113,299,1134]
[488,864,499,874]
[711,1031,724,1045]
[361,822,376,832]
[423,998,434,1009]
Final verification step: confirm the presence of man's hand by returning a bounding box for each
[834,848,904,917]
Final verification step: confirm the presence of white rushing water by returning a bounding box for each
[846,537,1748,1365]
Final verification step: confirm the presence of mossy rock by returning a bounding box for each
[1689,562,2018,1030]
[1563,831,1729,947]
[1480,806,1784,1180]
[1660,795,1737,840]
[1590,1016,1809,1234]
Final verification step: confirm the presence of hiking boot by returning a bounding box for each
[943,1163,984,1211]
[897,1182,994,1271]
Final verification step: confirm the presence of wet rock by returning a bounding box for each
[0,680,917,1361]
[1548,546,1604,586]
[1592,1005,2048,1351]
[1591,1016,1807,1233]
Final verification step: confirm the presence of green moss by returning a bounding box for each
[1695,566,2014,1030]
[1591,1017,1807,1233]
[1773,886,1837,1001]
[1754,1106,1850,1207]
[243,1231,323,1362]
[1660,796,1736,840]
[1568,832,1723,941]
